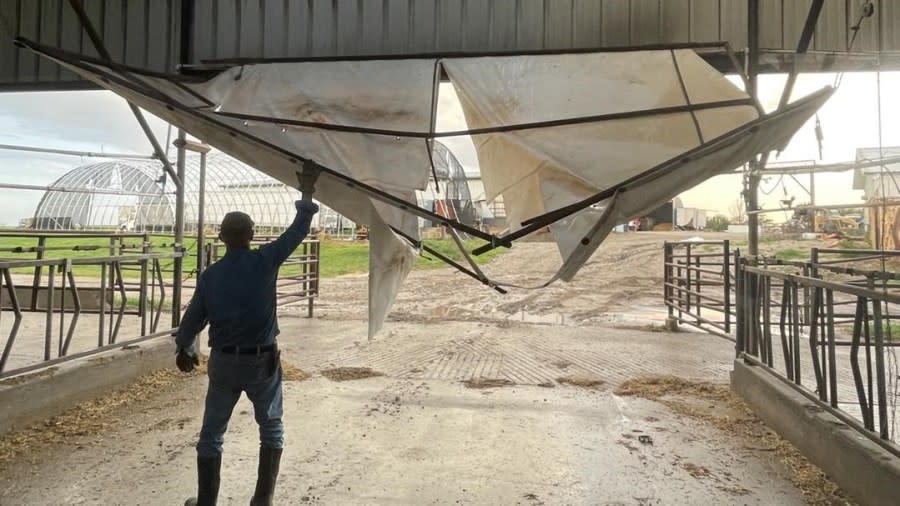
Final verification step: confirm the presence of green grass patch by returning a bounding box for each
[772,248,808,261]
[1,234,508,281]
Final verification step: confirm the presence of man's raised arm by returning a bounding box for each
[260,166,320,266]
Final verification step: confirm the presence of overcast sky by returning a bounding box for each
[0,71,898,226]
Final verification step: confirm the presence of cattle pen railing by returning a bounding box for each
[663,240,733,339]
[664,240,900,451]
[0,253,178,378]
[0,231,320,379]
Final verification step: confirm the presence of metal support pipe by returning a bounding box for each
[66,0,181,189]
[197,150,207,275]
[777,0,826,110]
[0,143,154,159]
[747,0,761,256]
[172,130,187,327]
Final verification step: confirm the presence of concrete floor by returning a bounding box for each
[0,318,806,505]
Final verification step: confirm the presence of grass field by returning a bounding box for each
[0,234,508,280]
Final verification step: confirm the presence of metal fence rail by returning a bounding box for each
[663,240,733,340]
[662,243,900,452]
[737,256,900,453]
[0,252,179,378]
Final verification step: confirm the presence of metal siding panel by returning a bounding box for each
[884,0,900,53]
[545,0,573,48]
[285,0,312,57]
[463,0,490,50]
[38,0,62,81]
[262,0,287,56]
[437,0,463,50]
[384,0,409,53]
[79,0,104,59]
[102,0,126,62]
[847,0,877,51]
[216,0,239,58]
[124,0,148,66]
[689,0,721,42]
[660,0,690,43]
[782,0,813,50]
[814,0,846,51]
[630,0,661,45]
[758,0,783,48]
[359,0,385,53]
[0,0,18,84]
[488,0,517,50]
[572,0,602,47]
[193,0,215,61]
[17,0,40,82]
[59,0,82,54]
[238,0,263,58]
[719,0,747,49]
[310,0,337,55]
[146,0,170,70]
[516,0,544,49]
[601,0,630,45]
[336,0,360,54]
[411,0,436,52]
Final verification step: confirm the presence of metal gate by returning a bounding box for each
[663,240,733,340]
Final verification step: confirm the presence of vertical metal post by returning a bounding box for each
[809,170,816,233]
[735,250,744,356]
[746,0,761,256]
[723,240,732,333]
[99,261,106,347]
[44,264,55,361]
[664,243,673,318]
[685,244,692,315]
[197,150,207,275]
[30,236,46,311]
[172,131,186,327]
[139,233,149,335]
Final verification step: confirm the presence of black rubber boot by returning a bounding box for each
[184,455,222,506]
[249,446,283,506]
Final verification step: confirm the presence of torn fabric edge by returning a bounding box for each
[477,85,833,287]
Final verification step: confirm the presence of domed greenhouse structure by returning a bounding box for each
[32,151,348,234]
[33,144,478,234]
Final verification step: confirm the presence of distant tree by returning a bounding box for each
[706,214,730,232]
[729,198,747,224]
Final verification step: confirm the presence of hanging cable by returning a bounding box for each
[834,1,875,88]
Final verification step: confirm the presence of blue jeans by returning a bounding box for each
[196,349,284,457]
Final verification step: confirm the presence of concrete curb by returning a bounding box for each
[731,358,900,506]
[0,337,174,436]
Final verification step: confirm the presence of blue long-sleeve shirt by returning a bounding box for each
[175,201,317,352]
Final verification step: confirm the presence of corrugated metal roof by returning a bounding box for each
[2,0,900,91]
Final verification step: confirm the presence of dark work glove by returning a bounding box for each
[176,348,200,373]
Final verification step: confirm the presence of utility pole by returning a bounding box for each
[746,0,761,256]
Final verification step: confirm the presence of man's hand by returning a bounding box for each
[176,348,200,373]
[297,162,321,202]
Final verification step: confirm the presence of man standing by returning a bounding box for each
[176,171,319,506]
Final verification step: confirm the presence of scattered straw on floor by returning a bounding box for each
[281,362,310,382]
[462,377,514,389]
[320,367,383,382]
[615,375,851,505]
[556,375,605,388]
[0,364,202,469]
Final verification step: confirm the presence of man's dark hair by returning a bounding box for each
[219,211,254,248]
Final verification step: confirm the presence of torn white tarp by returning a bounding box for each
[444,50,756,264]
[18,38,832,336]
